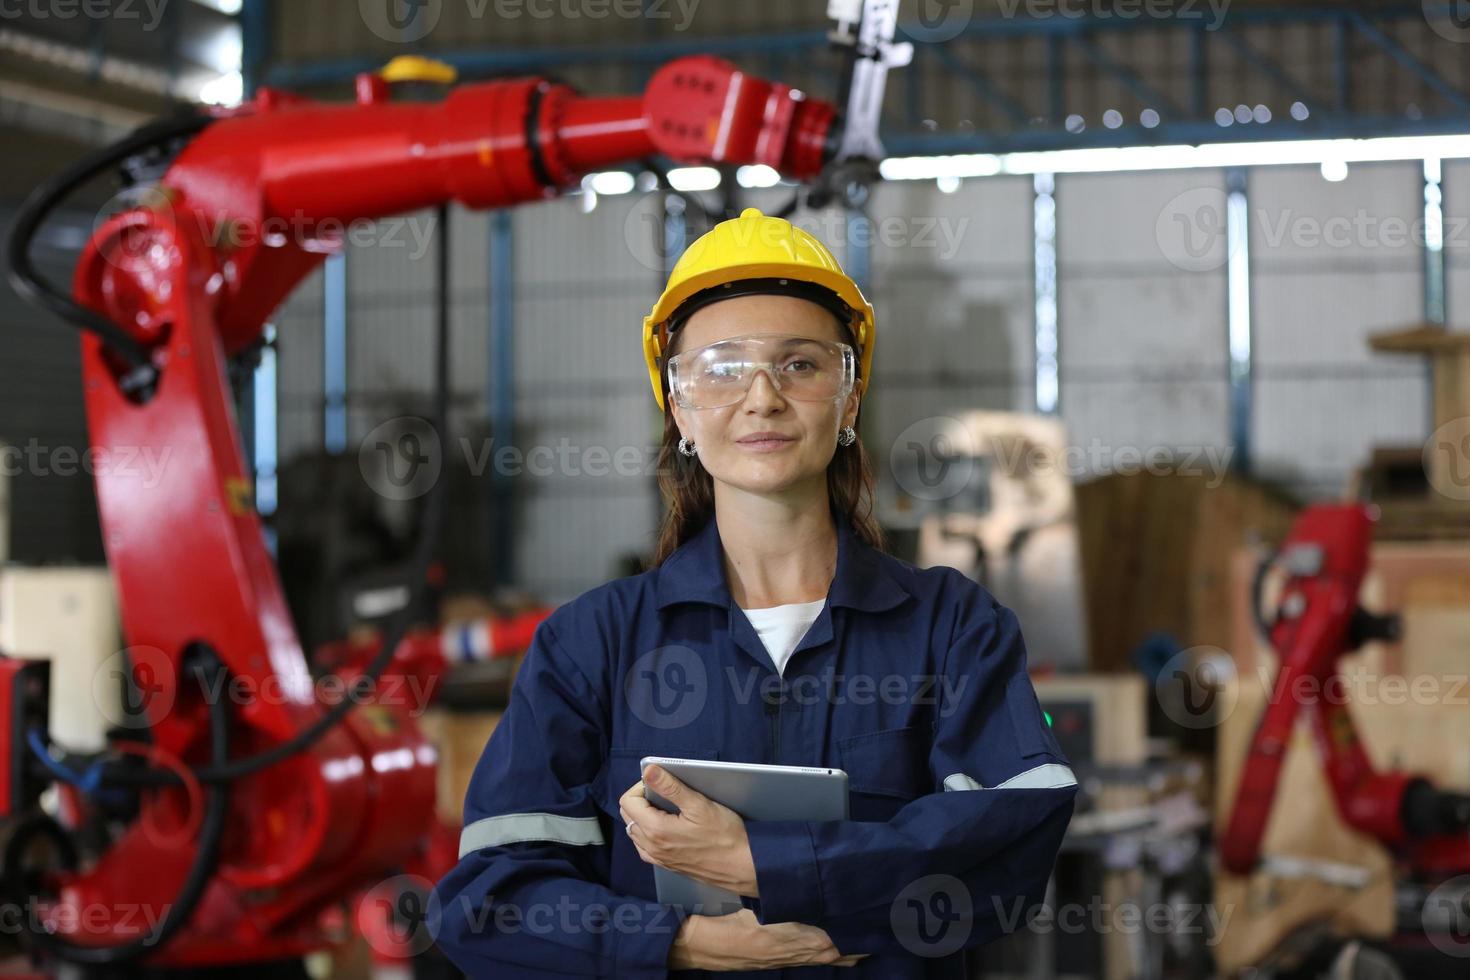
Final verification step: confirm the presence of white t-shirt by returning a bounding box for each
[740,598,827,677]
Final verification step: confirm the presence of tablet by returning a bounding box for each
[638,756,849,916]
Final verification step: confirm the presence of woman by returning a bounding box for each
[433,208,1077,978]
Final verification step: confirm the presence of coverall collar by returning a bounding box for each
[655,510,911,614]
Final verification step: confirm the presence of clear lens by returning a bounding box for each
[667,334,855,409]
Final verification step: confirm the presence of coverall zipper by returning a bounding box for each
[764,689,781,761]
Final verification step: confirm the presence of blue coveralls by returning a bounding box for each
[432,514,1078,978]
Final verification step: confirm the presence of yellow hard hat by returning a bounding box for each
[641,207,876,412]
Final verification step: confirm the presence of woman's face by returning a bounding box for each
[668,293,861,498]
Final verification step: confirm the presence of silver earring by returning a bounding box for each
[838,425,857,447]
[677,437,697,457]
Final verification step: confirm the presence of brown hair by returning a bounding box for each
[648,313,887,567]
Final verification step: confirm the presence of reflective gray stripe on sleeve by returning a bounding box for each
[943,763,1077,792]
[458,813,606,858]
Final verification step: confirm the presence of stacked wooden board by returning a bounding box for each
[1074,470,1299,674]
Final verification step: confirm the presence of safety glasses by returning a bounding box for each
[666,333,856,410]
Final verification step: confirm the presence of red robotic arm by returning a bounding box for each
[90,55,833,362]
[1220,503,1470,881]
[5,55,843,968]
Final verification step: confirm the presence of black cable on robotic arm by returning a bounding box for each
[5,111,214,395]
[15,654,232,966]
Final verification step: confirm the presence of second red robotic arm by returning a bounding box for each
[1220,504,1470,880]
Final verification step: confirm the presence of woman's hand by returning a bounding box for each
[667,909,869,971]
[619,765,759,898]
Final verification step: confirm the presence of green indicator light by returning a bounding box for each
[1043,711,1053,728]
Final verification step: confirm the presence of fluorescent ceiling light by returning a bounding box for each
[667,167,721,191]
[736,165,781,188]
[587,171,635,195]
[197,70,243,106]
[879,133,1470,181]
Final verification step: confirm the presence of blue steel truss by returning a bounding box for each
[263,5,1470,155]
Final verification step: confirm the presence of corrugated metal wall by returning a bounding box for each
[505,194,669,595]
[865,175,1037,456]
[267,158,1441,601]
[1249,161,1430,499]
[1056,169,1232,463]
